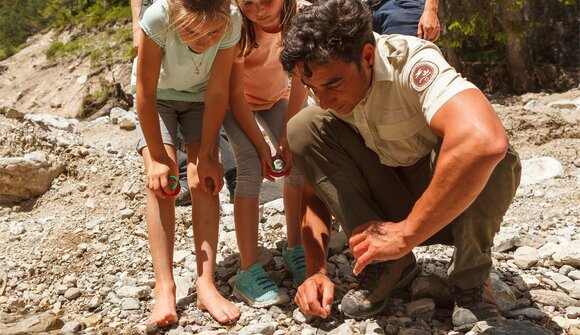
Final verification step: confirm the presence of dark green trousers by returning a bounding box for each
[288,107,521,289]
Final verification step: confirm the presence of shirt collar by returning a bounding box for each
[372,33,394,83]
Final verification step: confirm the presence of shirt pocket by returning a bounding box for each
[375,113,433,163]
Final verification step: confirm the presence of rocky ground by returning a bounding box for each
[1,32,580,335]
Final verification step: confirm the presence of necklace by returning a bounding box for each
[188,46,205,75]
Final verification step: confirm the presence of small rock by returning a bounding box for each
[404,298,436,319]
[514,246,540,269]
[121,297,140,310]
[567,306,580,319]
[64,288,82,300]
[520,157,564,185]
[529,289,580,308]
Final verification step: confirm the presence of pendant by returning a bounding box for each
[195,67,200,75]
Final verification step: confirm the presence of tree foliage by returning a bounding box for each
[440,0,578,93]
[0,0,130,60]
[0,0,48,59]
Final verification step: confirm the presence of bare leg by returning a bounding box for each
[233,195,260,270]
[186,142,240,324]
[284,183,303,247]
[142,146,179,327]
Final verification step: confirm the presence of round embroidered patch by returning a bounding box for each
[409,61,439,92]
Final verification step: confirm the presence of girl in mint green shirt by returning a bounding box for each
[132,0,241,327]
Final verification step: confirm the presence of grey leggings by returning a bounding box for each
[223,99,303,197]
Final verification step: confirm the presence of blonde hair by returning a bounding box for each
[237,0,297,56]
[167,0,232,40]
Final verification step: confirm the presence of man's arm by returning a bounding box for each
[131,0,144,53]
[351,89,508,274]
[294,182,335,318]
[417,0,440,41]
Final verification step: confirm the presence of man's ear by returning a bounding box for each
[361,43,375,68]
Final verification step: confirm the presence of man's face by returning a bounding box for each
[297,44,374,115]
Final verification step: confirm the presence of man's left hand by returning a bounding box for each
[349,220,412,275]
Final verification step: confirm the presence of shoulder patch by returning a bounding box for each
[409,61,439,92]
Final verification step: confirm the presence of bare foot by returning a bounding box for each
[196,282,240,324]
[147,283,178,327]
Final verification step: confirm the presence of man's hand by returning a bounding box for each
[417,10,440,42]
[349,220,412,275]
[294,273,334,319]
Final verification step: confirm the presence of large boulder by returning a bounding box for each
[0,151,64,204]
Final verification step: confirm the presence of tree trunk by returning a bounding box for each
[504,33,536,92]
[496,0,536,93]
[438,0,463,72]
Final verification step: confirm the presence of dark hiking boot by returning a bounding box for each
[341,252,420,318]
[175,180,191,206]
[451,276,502,331]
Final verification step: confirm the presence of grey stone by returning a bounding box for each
[548,99,577,109]
[61,321,84,333]
[64,288,82,300]
[467,319,552,335]
[520,157,564,185]
[0,312,64,333]
[174,275,194,301]
[493,232,521,252]
[115,286,151,299]
[293,308,313,324]
[567,306,580,319]
[513,246,540,269]
[553,240,580,266]
[552,316,580,335]
[118,113,137,130]
[513,274,540,291]
[410,275,453,307]
[509,307,549,320]
[365,321,385,335]
[529,289,580,308]
[120,297,140,310]
[0,151,64,204]
[238,321,277,335]
[329,230,348,255]
[570,270,580,281]
[24,113,79,132]
[404,298,435,319]
[328,323,353,335]
[398,329,430,335]
[546,271,577,293]
[537,242,559,258]
[490,273,516,313]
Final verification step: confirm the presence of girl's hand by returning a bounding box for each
[257,142,274,182]
[276,135,293,172]
[146,158,178,199]
[197,156,224,195]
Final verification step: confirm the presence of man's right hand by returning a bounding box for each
[294,272,334,319]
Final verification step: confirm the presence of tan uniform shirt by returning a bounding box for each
[330,34,477,167]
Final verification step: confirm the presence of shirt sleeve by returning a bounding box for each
[219,5,242,50]
[401,44,478,124]
[139,0,169,48]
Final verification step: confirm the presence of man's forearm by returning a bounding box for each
[302,184,333,276]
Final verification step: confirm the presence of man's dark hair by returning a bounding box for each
[280,0,375,77]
